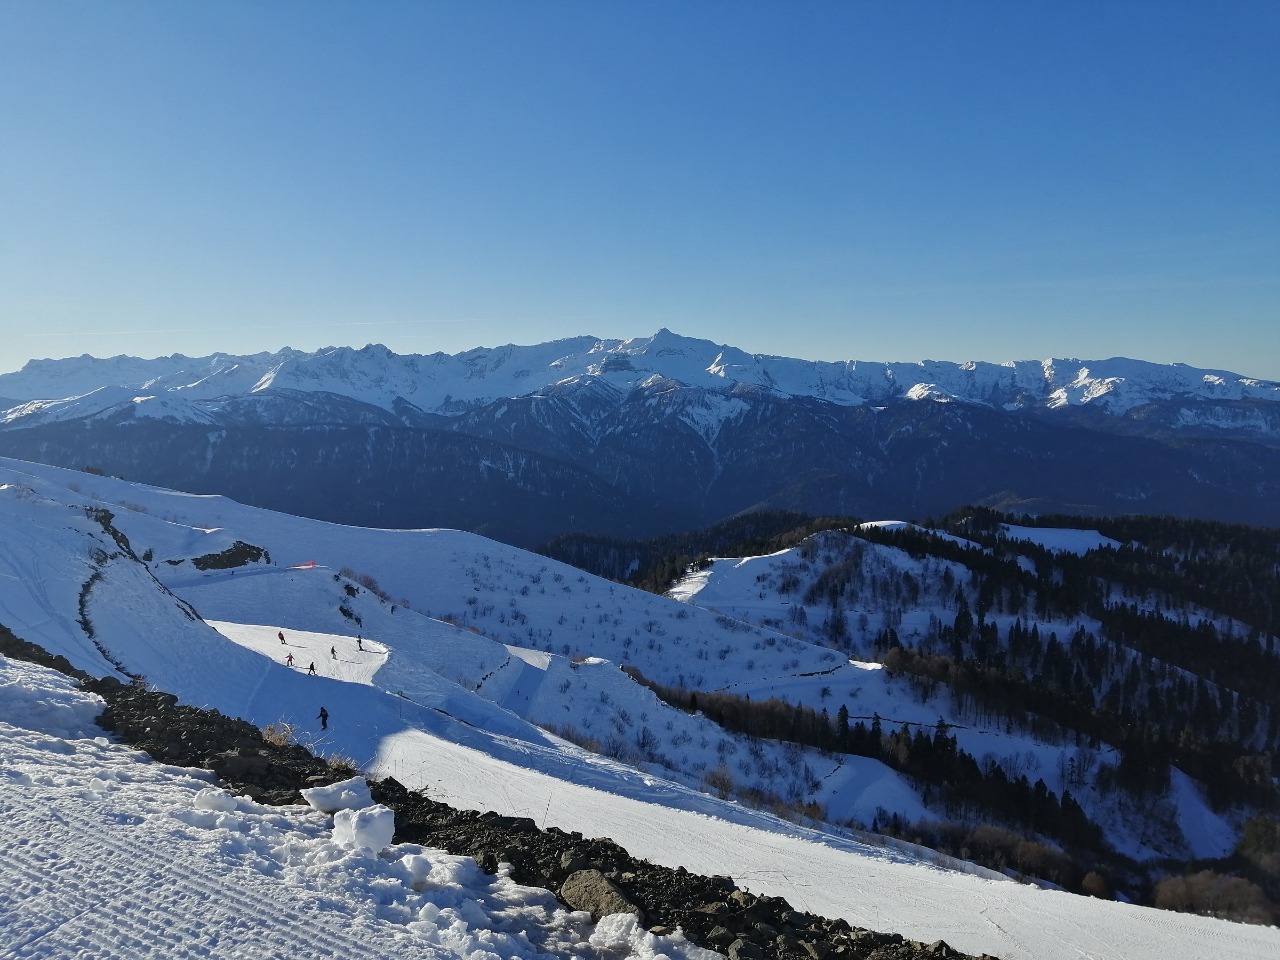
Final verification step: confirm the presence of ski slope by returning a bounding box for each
[191,619,1280,960]
[0,656,716,960]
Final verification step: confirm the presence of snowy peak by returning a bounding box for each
[1,333,1277,429]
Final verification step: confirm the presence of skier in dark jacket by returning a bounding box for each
[317,706,329,730]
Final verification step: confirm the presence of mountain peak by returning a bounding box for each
[0,334,1277,426]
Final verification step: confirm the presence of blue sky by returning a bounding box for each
[2,1,1277,377]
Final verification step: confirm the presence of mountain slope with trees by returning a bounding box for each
[554,508,1280,919]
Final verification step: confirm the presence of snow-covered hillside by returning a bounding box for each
[1,455,1278,960]
[2,330,1277,427]
[0,656,714,960]
[667,526,1250,863]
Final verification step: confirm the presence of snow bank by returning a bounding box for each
[0,655,103,738]
[193,786,240,812]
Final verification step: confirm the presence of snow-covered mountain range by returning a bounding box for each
[1,331,1278,546]
[2,456,1278,959]
[2,329,1278,422]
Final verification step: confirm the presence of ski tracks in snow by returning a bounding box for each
[0,733,422,960]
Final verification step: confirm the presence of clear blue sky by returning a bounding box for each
[2,1,1277,377]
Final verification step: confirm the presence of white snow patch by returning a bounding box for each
[1000,524,1121,555]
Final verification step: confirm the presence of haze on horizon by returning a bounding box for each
[1,2,1276,379]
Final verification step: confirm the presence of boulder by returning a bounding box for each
[559,869,645,924]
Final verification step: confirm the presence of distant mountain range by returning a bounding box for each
[2,330,1278,544]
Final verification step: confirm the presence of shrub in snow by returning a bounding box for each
[333,804,395,853]
[300,775,373,813]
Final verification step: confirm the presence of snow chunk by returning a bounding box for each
[301,775,373,813]
[333,804,395,853]
[193,787,239,812]
[398,852,435,888]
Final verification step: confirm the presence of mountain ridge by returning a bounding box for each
[3,330,1278,427]
[2,331,1278,547]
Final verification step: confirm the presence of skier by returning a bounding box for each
[317,706,329,731]
[278,630,285,644]
[307,661,316,676]
[285,652,294,667]
[357,635,363,652]
[330,645,337,660]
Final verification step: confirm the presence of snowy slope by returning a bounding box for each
[369,723,1280,960]
[1,456,1278,960]
[3,331,1277,427]
[0,455,1240,862]
[664,528,1239,864]
[998,524,1121,555]
[0,656,715,960]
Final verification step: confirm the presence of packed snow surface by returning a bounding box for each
[0,656,718,960]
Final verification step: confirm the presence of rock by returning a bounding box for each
[210,748,270,780]
[559,869,645,924]
[559,849,590,875]
[706,925,735,947]
[727,938,765,960]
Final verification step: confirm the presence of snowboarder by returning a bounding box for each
[278,630,285,644]
[317,706,328,730]
[330,645,337,660]
[307,661,316,676]
[285,653,294,667]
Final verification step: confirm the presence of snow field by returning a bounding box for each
[0,655,719,960]
[368,722,1280,960]
[199,616,1280,960]
[998,524,1121,555]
